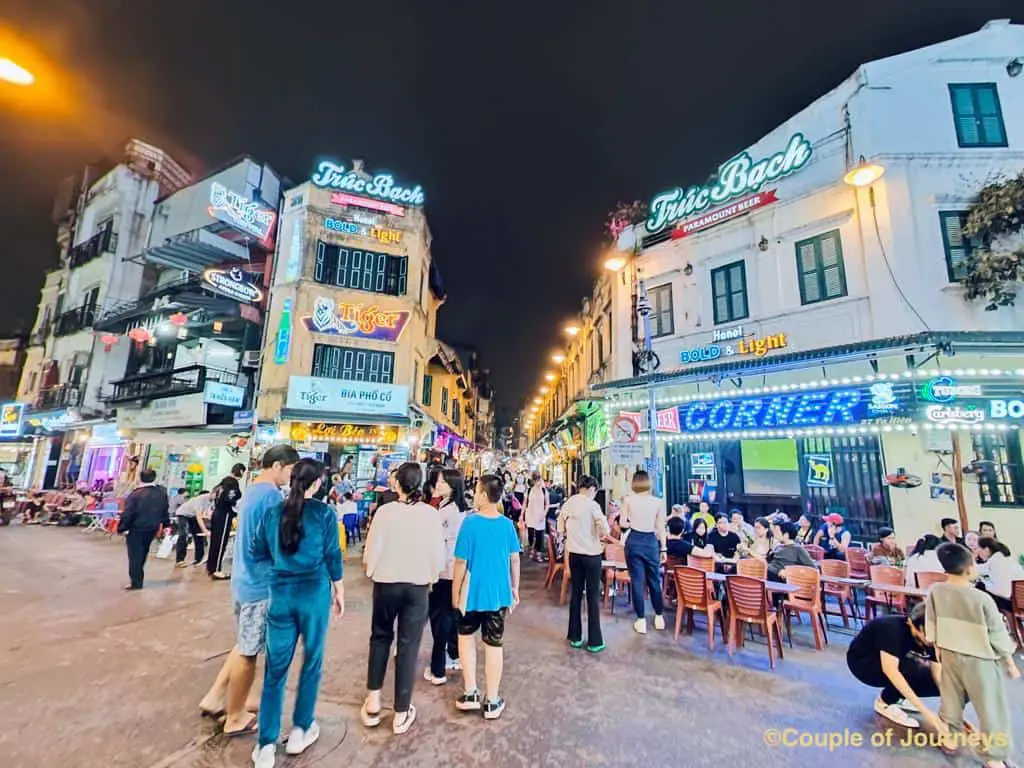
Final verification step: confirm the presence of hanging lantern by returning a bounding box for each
[127,327,151,350]
[213,320,224,334]
[169,312,188,327]
[100,333,119,352]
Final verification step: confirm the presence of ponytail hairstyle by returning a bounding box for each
[280,458,324,555]
[396,462,424,504]
[442,468,469,513]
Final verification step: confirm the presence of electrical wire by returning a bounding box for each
[869,187,931,331]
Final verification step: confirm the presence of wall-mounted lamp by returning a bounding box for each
[843,155,886,187]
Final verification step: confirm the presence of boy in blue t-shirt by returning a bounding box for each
[452,474,521,720]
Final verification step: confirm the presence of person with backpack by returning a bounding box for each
[209,463,247,579]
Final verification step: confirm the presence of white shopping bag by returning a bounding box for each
[156,534,177,559]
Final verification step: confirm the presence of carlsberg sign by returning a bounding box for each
[646,133,813,233]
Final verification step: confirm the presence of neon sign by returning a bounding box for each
[0,402,25,437]
[274,298,293,365]
[311,159,424,206]
[330,192,407,217]
[208,182,276,243]
[324,217,403,245]
[925,404,985,424]
[646,133,812,233]
[203,267,264,303]
[919,376,983,403]
[671,190,778,239]
[680,332,787,364]
[301,296,410,342]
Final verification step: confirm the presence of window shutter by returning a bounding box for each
[798,243,820,302]
[820,235,843,297]
[942,213,969,281]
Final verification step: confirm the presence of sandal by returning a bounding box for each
[199,706,226,719]
[360,699,382,728]
[223,715,258,737]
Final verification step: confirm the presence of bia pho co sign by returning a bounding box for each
[311,159,425,206]
[646,133,813,234]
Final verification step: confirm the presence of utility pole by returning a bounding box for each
[635,264,659,493]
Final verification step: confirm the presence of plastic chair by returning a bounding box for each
[915,571,948,590]
[782,565,828,650]
[545,533,569,605]
[726,575,784,669]
[688,554,714,573]
[846,547,870,579]
[1008,580,1024,648]
[821,559,859,628]
[737,558,767,580]
[663,554,687,605]
[674,566,726,650]
[603,542,630,611]
[866,565,906,619]
[803,544,825,562]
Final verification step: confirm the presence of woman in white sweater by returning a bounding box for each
[361,463,446,735]
[976,536,1024,612]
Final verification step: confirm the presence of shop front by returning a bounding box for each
[0,402,33,487]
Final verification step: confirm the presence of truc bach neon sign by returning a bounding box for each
[311,159,424,206]
[646,133,813,234]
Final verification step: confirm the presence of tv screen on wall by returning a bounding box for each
[740,439,801,496]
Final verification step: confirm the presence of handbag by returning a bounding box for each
[155,533,177,559]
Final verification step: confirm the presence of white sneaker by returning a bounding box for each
[653,615,666,631]
[392,704,417,734]
[874,697,920,728]
[360,698,382,728]
[897,698,920,714]
[633,618,647,635]
[285,721,320,755]
[252,744,276,768]
[445,654,461,671]
[423,668,447,685]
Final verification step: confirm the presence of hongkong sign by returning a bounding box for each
[301,296,410,342]
[286,376,409,418]
[203,267,264,303]
[646,133,812,234]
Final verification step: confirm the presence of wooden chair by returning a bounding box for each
[673,566,726,650]
[736,558,767,580]
[688,554,714,573]
[915,571,948,590]
[803,544,825,562]
[663,554,687,606]
[726,575,784,669]
[603,542,631,612]
[820,559,859,628]
[544,534,569,605]
[846,547,870,579]
[865,565,905,619]
[782,565,828,650]
[1005,580,1024,648]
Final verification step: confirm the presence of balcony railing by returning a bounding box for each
[105,364,241,405]
[53,306,97,337]
[36,383,84,410]
[67,227,115,270]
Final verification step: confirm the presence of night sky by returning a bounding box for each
[2,1,1021,424]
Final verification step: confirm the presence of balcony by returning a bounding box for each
[105,364,242,405]
[67,227,114,270]
[36,383,84,410]
[53,306,97,337]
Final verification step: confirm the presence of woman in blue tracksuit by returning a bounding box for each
[250,458,344,768]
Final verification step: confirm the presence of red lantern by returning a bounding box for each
[169,312,188,327]
[100,333,118,353]
[128,327,151,350]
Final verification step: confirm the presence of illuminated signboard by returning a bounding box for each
[323,217,403,246]
[330,192,406,217]
[680,330,788,364]
[671,190,778,240]
[203,267,264,303]
[311,159,424,206]
[646,133,812,234]
[290,421,401,443]
[675,381,913,434]
[919,376,983,403]
[286,376,409,417]
[274,297,293,365]
[0,403,25,437]
[301,296,410,342]
[208,182,276,243]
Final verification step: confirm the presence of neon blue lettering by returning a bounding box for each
[792,392,828,425]
[707,401,735,430]
[821,389,861,424]
[732,398,764,428]
[684,402,708,431]
[762,395,798,427]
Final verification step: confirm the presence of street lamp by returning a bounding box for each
[564,324,580,337]
[544,372,556,382]
[843,156,885,187]
[603,254,627,272]
[0,58,34,86]
[551,353,565,364]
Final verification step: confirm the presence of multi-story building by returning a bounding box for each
[14,140,191,488]
[257,158,446,483]
[420,342,480,467]
[534,20,1024,552]
[92,156,280,490]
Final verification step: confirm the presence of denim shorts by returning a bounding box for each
[234,599,269,656]
[458,608,507,647]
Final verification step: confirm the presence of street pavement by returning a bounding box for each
[0,525,1020,768]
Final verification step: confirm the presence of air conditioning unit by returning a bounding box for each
[241,350,260,369]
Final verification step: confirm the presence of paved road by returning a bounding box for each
[0,526,1019,767]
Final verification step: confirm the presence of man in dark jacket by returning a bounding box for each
[208,463,247,579]
[118,468,170,590]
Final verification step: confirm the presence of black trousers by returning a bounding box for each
[851,656,940,705]
[568,553,604,647]
[527,526,545,554]
[428,579,460,677]
[126,529,157,589]
[206,508,234,575]
[367,582,429,712]
[175,516,205,564]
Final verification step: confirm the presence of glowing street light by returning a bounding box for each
[843,156,885,187]
[539,386,549,394]
[0,58,34,86]
[544,372,556,382]
[533,397,542,404]
[603,255,627,272]
[551,353,565,364]
[564,324,580,337]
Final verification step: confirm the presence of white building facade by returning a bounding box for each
[583,20,1024,552]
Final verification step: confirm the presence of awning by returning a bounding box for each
[145,241,251,271]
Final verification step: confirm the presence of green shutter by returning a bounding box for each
[940,212,970,282]
[796,231,846,305]
[950,84,1007,148]
[798,242,820,303]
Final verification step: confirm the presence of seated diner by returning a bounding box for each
[707,515,741,560]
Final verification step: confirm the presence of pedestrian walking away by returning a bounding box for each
[524,472,548,562]
[197,445,300,738]
[452,474,522,720]
[426,468,468,684]
[619,470,667,634]
[117,468,170,590]
[557,475,610,653]
[175,490,212,567]
[250,458,345,768]
[361,462,446,735]
[208,462,247,579]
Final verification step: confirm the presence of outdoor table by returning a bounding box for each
[867,581,927,613]
[705,571,801,595]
